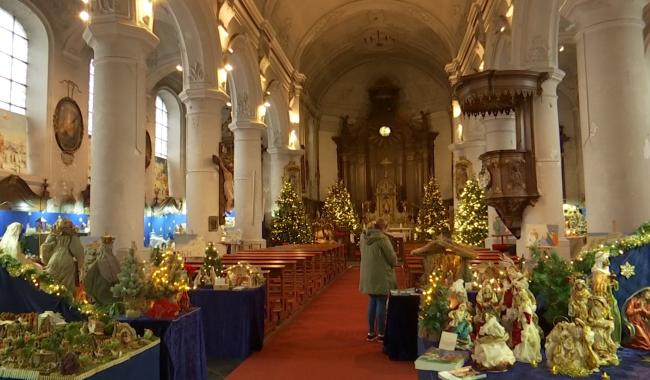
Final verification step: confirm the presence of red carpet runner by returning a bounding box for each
[227,267,416,380]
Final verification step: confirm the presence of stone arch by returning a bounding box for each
[227,34,264,123]
[164,0,222,89]
[510,0,561,70]
[264,80,292,150]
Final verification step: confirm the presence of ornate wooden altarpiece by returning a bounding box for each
[454,70,547,238]
[333,80,437,225]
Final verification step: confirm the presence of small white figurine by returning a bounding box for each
[0,222,28,263]
[472,314,516,371]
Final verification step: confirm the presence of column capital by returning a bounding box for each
[562,0,649,32]
[229,120,266,133]
[267,146,304,158]
[179,87,229,104]
[83,21,159,60]
[539,69,566,95]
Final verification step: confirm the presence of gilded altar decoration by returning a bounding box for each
[623,288,650,350]
[620,261,636,279]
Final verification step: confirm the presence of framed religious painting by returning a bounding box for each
[53,97,84,154]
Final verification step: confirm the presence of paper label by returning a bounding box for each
[439,331,458,351]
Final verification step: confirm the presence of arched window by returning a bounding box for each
[155,95,168,158]
[0,7,28,114]
[88,59,94,135]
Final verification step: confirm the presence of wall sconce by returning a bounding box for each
[289,110,300,124]
[452,100,462,118]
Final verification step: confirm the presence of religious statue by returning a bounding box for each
[591,251,622,343]
[568,277,590,322]
[511,279,541,365]
[0,222,27,264]
[40,219,84,292]
[545,321,599,377]
[213,154,234,213]
[474,279,501,332]
[84,235,121,305]
[447,301,473,350]
[472,314,516,371]
[588,295,619,366]
[623,288,650,350]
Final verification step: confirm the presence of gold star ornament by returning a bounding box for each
[620,261,636,279]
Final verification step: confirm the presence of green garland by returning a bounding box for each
[579,221,650,259]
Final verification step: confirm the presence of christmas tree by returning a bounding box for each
[270,179,313,245]
[149,248,190,299]
[416,177,449,240]
[111,245,146,300]
[453,179,488,246]
[322,181,360,233]
[203,242,223,276]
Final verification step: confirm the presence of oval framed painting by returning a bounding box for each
[53,97,84,154]
[145,130,152,169]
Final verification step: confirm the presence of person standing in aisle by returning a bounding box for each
[359,218,397,342]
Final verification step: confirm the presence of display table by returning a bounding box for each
[189,285,265,359]
[118,307,207,380]
[417,337,650,379]
[0,266,83,321]
[0,340,160,380]
[383,292,420,361]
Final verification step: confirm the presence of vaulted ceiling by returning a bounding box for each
[252,0,473,102]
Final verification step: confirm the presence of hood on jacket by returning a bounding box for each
[365,228,386,245]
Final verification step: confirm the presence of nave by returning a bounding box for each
[227,267,415,380]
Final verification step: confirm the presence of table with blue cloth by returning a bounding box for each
[0,266,82,321]
[188,285,265,359]
[383,293,421,361]
[118,307,207,380]
[417,337,650,379]
[0,340,160,380]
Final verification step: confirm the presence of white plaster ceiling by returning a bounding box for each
[253,0,472,102]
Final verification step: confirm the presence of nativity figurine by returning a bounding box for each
[447,301,473,350]
[511,279,541,365]
[474,279,501,333]
[545,320,599,377]
[0,222,28,264]
[40,219,84,292]
[591,250,621,343]
[623,288,650,350]
[471,314,516,371]
[84,235,121,305]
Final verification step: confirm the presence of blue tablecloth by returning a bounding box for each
[189,286,265,359]
[118,307,207,380]
[0,341,160,380]
[417,337,650,379]
[0,266,83,321]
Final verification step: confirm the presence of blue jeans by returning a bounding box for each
[368,295,387,335]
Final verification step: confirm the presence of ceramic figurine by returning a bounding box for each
[588,295,619,366]
[623,288,650,350]
[84,235,121,305]
[591,251,621,343]
[0,222,27,263]
[447,301,473,349]
[545,321,599,377]
[511,279,541,365]
[569,277,591,322]
[40,219,84,292]
[471,314,516,371]
[474,280,501,333]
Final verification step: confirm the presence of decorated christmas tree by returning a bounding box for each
[322,181,360,233]
[453,179,488,246]
[111,245,146,301]
[416,177,449,240]
[419,270,450,335]
[149,249,190,299]
[203,242,223,276]
[270,179,313,245]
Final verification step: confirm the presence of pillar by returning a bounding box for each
[83,18,159,253]
[565,0,650,234]
[518,70,569,257]
[483,115,517,248]
[180,88,229,241]
[230,120,266,247]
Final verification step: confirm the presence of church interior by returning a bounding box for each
[1,0,650,379]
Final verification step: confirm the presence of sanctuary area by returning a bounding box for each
[1,0,650,379]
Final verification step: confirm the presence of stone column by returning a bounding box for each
[230,120,266,247]
[565,0,650,234]
[518,71,570,258]
[483,115,517,248]
[83,19,159,252]
[267,146,304,214]
[180,88,229,241]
